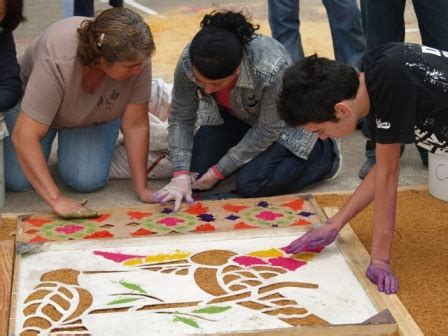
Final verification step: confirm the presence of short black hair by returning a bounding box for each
[2,0,26,32]
[189,10,259,79]
[278,54,359,126]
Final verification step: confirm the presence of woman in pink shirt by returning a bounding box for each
[5,8,155,218]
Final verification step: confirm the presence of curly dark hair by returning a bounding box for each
[1,0,26,32]
[77,7,155,66]
[278,54,360,126]
[189,10,260,79]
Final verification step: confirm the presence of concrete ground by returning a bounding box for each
[3,0,428,214]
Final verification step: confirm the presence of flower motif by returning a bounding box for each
[157,217,185,227]
[255,211,283,221]
[55,224,85,234]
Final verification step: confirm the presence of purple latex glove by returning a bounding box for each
[283,223,339,254]
[366,260,399,294]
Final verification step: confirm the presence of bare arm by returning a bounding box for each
[370,143,401,262]
[330,143,400,245]
[121,102,154,203]
[12,112,96,217]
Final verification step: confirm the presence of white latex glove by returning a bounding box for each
[154,174,194,211]
[191,167,221,190]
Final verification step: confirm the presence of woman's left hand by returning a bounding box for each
[138,188,157,203]
[191,168,221,190]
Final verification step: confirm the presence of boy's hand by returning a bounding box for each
[283,222,339,254]
[366,260,399,294]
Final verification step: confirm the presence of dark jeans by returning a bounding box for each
[73,0,123,17]
[361,0,448,51]
[191,108,335,197]
[359,0,448,161]
[74,0,94,17]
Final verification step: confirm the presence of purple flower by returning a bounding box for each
[225,214,240,221]
[257,201,269,208]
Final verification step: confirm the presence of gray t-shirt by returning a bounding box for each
[20,16,151,128]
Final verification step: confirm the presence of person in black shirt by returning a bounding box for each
[277,42,448,294]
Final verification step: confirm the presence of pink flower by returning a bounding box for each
[157,217,185,227]
[55,224,85,234]
[255,211,284,221]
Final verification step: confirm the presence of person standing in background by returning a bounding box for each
[63,0,124,18]
[268,0,365,69]
[358,0,448,179]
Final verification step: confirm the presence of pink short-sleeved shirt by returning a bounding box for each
[19,16,151,128]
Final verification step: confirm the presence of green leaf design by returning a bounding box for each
[118,280,146,293]
[193,306,231,314]
[173,315,199,328]
[107,297,141,305]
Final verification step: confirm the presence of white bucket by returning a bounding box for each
[428,152,448,201]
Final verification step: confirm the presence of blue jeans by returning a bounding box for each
[360,0,448,162]
[268,0,366,69]
[4,105,120,192]
[190,108,335,197]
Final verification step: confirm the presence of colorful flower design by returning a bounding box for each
[39,220,98,240]
[240,206,295,228]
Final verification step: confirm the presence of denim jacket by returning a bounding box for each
[168,34,317,176]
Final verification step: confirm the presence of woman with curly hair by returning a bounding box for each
[5,7,156,218]
[155,10,341,211]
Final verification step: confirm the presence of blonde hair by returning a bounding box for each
[77,7,155,66]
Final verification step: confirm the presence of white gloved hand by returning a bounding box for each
[154,174,194,211]
[191,167,221,190]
